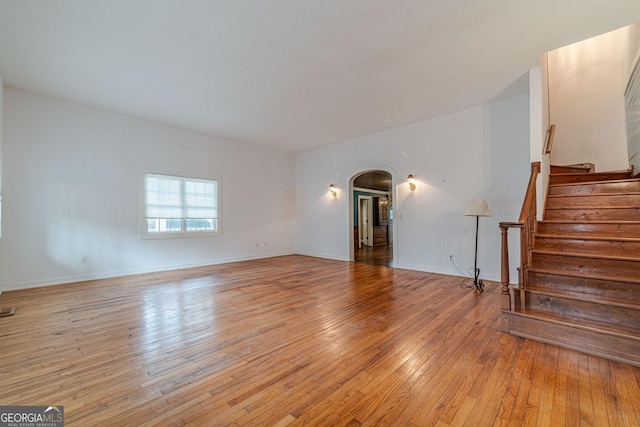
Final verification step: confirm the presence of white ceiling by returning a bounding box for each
[1,1,640,153]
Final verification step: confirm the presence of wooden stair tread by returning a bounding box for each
[545,205,640,209]
[525,286,640,310]
[548,169,634,185]
[508,307,640,341]
[537,220,640,234]
[536,234,640,243]
[548,180,640,196]
[547,191,640,197]
[528,267,640,285]
[549,177,640,187]
[550,168,632,178]
[539,219,640,224]
[544,208,640,222]
[531,249,640,262]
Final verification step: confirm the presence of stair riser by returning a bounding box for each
[544,207,640,221]
[549,181,640,195]
[549,171,633,185]
[525,292,640,330]
[503,312,640,366]
[528,271,640,303]
[546,194,640,208]
[535,237,640,257]
[537,221,640,238]
[531,253,640,281]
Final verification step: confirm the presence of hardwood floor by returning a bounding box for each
[354,244,393,267]
[1,255,639,426]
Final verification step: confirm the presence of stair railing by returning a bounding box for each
[499,162,541,317]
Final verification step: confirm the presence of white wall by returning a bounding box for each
[295,94,530,283]
[548,27,629,171]
[0,88,296,291]
[0,75,3,295]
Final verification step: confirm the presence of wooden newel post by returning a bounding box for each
[499,162,538,333]
[499,224,511,311]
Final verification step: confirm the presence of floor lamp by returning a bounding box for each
[464,198,493,293]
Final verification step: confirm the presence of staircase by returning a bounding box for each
[500,165,640,366]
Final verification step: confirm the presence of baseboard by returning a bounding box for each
[294,250,350,262]
[392,262,502,283]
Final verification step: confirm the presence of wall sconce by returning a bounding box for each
[407,174,416,191]
[329,184,337,197]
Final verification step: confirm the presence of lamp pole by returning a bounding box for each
[473,215,483,292]
[465,198,491,293]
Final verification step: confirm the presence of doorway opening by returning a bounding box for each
[351,170,394,267]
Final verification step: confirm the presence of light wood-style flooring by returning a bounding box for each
[1,255,639,426]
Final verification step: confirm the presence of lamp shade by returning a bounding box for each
[464,198,493,217]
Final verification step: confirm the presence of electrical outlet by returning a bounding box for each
[82,255,88,263]
[449,254,454,261]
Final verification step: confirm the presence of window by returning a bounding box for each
[141,172,220,239]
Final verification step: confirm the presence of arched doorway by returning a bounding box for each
[351,170,394,267]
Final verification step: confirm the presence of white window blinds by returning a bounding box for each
[144,174,184,219]
[141,172,220,238]
[185,179,218,219]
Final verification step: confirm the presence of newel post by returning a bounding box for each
[499,224,511,311]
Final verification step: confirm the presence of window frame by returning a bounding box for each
[139,170,221,240]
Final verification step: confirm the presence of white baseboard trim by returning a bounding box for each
[294,250,350,262]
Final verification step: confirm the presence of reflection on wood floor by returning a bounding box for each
[354,244,393,267]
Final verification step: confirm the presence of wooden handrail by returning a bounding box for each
[518,162,541,222]
[544,124,555,154]
[499,162,541,315]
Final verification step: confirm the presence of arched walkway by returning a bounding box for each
[350,170,395,267]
